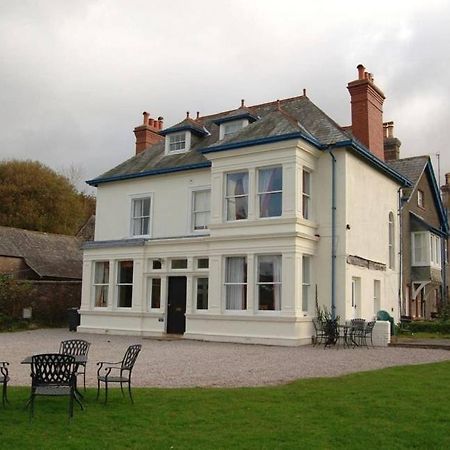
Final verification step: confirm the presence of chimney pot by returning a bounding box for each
[143,111,149,125]
[196,111,200,120]
[303,88,307,96]
[186,111,190,119]
[357,64,365,80]
[241,99,245,108]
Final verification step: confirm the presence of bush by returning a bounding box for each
[407,320,450,335]
[0,275,35,330]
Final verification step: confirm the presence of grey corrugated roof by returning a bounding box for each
[0,226,82,279]
[385,156,429,187]
[90,95,352,184]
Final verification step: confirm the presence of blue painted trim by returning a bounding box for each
[200,131,324,154]
[410,211,447,237]
[331,140,412,187]
[159,124,208,137]
[213,112,258,125]
[424,162,449,233]
[86,161,211,186]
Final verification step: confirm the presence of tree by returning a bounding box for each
[0,159,95,235]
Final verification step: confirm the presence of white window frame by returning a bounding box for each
[225,171,249,221]
[116,260,134,308]
[93,261,110,308]
[374,279,381,316]
[431,234,441,268]
[196,258,209,270]
[411,231,429,266]
[302,169,311,220]
[417,189,424,208]
[219,119,248,140]
[191,188,211,232]
[130,194,153,237]
[170,258,188,270]
[256,255,282,311]
[195,277,209,310]
[257,166,283,218]
[224,256,248,311]
[388,212,395,269]
[165,131,191,154]
[147,277,162,310]
[302,256,311,313]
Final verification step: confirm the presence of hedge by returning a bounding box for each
[406,320,450,334]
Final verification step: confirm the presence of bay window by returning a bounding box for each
[225,257,247,310]
[412,231,442,268]
[257,255,282,310]
[302,256,311,312]
[302,170,311,220]
[258,167,282,218]
[226,172,248,221]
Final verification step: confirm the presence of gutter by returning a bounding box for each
[86,161,211,186]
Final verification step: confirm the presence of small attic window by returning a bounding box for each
[220,119,248,140]
[165,131,191,154]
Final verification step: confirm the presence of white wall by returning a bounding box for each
[95,169,211,241]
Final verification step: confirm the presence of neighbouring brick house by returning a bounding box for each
[0,226,83,323]
[385,152,448,319]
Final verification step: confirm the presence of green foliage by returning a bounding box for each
[406,320,450,335]
[0,159,95,235]
[0,274,34,330]
[1,362,450,448]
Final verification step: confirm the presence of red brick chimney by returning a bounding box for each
[347,64,386,160]
[133,112,164,154]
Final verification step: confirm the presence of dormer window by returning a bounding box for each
[164,131,191,154]
[221,120,248,140]
[169,132,186,152]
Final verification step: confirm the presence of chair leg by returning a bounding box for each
[83,368,87,392]
[69,391,74,419]
[96,380,101,400]
[30,393,35,421]
[104,381,108,404]
[2,382,6,407]
[128,382,134,404]
[120,381,125,397]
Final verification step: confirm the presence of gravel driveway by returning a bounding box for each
[2,328,450,388]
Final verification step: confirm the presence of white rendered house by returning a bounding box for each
[79,66,410,345]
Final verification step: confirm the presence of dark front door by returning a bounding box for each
[167,277,187,334]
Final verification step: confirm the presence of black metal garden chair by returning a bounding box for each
[96,344,142,404]
[59,339,91,390]
[361,320,376,347]
[349,318,366,347]
[29,353,81,420]
[312,318,327,346]
[1,361,9,407]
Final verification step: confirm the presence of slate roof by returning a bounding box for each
[0,226,82,279]
[385,156,429,188]
[88,95,409,186]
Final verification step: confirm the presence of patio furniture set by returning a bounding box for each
[1,340,142,419]
[312,317,376,348]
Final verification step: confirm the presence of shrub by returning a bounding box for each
[0,275,35,330]
[407,320,450,335]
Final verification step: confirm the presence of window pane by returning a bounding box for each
[302,285,309,312]
[118,261,133,283]
[260,192,282,217]
[118,285,133,308]
[226,285,247,310]
[132,197,150,235]
[226,172,248,196]
[224,121,242,136]
[226,257,247,283]
[172,259,188,269]
[194,211,209,230]
[152,259,162,270]
[197,258,209,269]
[258,284,281,310]
[151,278,161,309]
[94,261,109,284]
[259,167,282,192]
[196,278,209,309]
[194,190,210,211]
[94,286,108,307]
[302,256,310,312]
[227,197,248,220]
[303,170,310,195]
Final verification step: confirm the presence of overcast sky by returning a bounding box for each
[1,0,449,191]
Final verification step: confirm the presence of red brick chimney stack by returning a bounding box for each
[383,121,401,161]
[347,64,386,160]
[133,111,164,154]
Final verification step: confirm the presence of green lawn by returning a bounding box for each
[1,362,450,449]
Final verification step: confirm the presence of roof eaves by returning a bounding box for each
[200,131,325,154]
[331,140,412,187]
[424,161,449,233]
[86,161,211,186]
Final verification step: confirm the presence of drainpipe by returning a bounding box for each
[330,151,337,320]
[398,187,403,317]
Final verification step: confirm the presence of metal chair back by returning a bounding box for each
[121,344,142,371]
[31,353,76,386]
[60,339,91,357]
